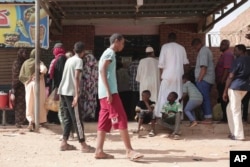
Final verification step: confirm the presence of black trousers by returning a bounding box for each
[61,95,85,143]
[217,83,228,121]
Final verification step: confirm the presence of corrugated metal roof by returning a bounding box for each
[0,0,34,3]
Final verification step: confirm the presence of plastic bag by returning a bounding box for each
[44,88,59,112]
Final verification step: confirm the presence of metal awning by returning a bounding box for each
[0,0,248,33]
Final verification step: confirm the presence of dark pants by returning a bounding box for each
[217,83,228,121]
[242,91,250,121]
[158,112,181,134]
[61,95,85,143]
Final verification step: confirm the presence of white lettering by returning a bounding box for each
[234,155,247,162]
[234,155,241,162]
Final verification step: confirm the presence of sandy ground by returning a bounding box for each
[0,121,250,167]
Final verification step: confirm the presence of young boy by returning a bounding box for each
[57,41,95,152]
[180,73,203,127]
[158,91,182,140]
[135,90,156,137]
[95,33,143,161]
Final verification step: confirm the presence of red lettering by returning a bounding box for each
[0,10,10,27]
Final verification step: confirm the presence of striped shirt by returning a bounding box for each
[183,81,203,101]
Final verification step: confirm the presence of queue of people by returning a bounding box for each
[8,32,250,162]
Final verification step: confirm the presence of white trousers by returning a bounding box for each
[227,89,247,140]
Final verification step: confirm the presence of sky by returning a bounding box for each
[209,0,250,32]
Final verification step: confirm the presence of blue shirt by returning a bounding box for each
[229,56,250,91]
[98,48,118,99]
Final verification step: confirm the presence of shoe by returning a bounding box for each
[173,135,181,140]
[200,119,213,124]
[189,121,198,127]
[229,135,245,141]
[148,130,155,137]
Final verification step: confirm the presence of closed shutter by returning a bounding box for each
[0,48,53,86]
[0,48,18,86]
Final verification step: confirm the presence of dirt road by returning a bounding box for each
[0,122,249,167]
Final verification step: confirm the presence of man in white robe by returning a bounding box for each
[155,33,189,118]
[136,46,160,103]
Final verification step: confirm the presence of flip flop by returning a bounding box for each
[127,151,144,161]
[81,145,95,153]
[60,144,77,151]
[95,152,114,159]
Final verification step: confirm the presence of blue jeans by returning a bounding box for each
[184,100,202,122]
[196,80,213,119]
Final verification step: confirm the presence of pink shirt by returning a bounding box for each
[215,49,234,83]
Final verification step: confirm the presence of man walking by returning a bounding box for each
[58,41,95,152]
[223,44,250,141]
[95,33,143,161]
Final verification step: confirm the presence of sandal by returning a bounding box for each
[81,145,95,153]
[60,144,77,151]
[95,152,114,159]
[27,123,35,132]
[127,151,144,161]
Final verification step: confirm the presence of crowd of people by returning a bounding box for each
[9,32,250,161]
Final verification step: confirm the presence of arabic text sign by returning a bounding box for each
[0,5,49,49]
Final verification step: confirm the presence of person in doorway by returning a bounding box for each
[116,60,131,120]
[58,41,95,152]
[191,38,215,124]
[95,33,144,161]
[127,54,140,121]
[11,48,29,128]
[155,32,189,118]
[19,49,48,131]
[223,44,250,141]
[136,46,160,103]
[215,39,234,123]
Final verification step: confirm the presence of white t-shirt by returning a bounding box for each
[58,55,83,96]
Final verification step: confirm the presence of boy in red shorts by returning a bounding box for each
[95,33,144,161]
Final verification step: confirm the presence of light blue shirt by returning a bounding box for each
[195,46,215,84]
[98,48,118,99]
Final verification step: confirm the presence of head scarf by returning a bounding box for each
[19,49,36,84]
[50,47,66,79]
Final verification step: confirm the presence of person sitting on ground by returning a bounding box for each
[135,90,156,137]
[180,73,203,127]
[158,91,182,140]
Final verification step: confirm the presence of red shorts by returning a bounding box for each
[98,94,128,132]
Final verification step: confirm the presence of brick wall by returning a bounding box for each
[50,25,95,52]
[159,23,226,107]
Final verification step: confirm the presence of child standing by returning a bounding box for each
[180,73,203,127]
[135,90,156,137]
[95,33,143,161]
[158,92,182,140]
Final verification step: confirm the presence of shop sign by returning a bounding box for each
[0,4,49,49]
